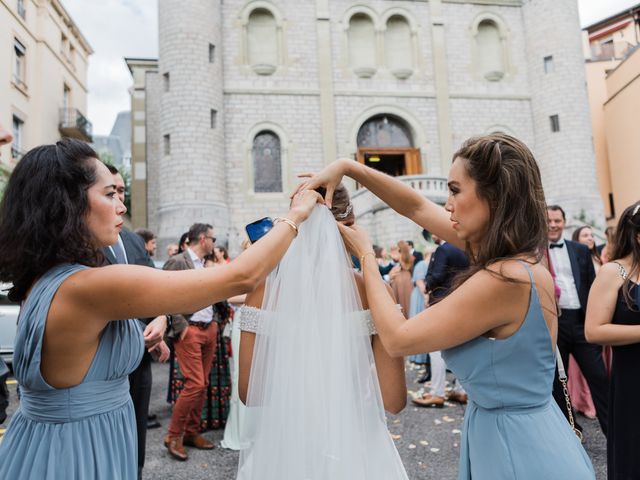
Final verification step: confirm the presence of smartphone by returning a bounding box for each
[245,217,274,243]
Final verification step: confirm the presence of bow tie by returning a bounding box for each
[549,243,564,249]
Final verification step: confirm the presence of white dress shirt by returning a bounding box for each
[187,248,214,324]
[548,239,581,310]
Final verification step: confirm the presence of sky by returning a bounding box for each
[62,0,639,136]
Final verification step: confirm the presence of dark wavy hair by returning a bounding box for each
[0,138,102,301]
[451,133,548,286]
[610,201,640,310]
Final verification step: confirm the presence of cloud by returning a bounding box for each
[578,0,639,27]
[62,0,158,135]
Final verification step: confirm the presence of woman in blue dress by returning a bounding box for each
[0,139,320,479]
[300,133,595,479]
[408,258,429,365]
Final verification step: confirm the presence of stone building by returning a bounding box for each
[130,0,604,257]
[0,0,92,191]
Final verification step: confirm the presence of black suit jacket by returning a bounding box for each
[102,228,155,269]
[563,239,596,315]
[425,242,469,305]
[101,228,155,325]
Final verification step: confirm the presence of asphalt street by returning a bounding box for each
[2,361,606,479]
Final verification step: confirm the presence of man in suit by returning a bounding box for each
[547,205,608,435]
[163,223,217,461]
[102,165,170,480]
[413,240,469,407]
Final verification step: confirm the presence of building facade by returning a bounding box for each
[582,3,639,223]
[0,0,92,190]
[133,0,604,256]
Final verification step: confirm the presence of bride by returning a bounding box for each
[235,185,408,479]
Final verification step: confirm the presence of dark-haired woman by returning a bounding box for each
[299,133,594,479]
[585,202,640,479]
[573,225,603,272]
[0,138,321,479]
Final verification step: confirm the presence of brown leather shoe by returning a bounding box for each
[164,434,188,461]
[183,434,215,450]
[412,394,445,408]
[446,391,468,404]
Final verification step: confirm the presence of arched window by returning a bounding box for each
[348,13,376,77]
[247,8,278,75]
[476,19,505,81]
[357,115,412,148]
[385,15,412,77]
[252,131,282,193]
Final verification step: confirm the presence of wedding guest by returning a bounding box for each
[214,246,231,264]
[573,226,603,272]
[547,205,608,435]
[177,232,189,254]
[0,138,321,479]
[167,243,180,257]
[389,241,413,317]
[168,252,232,434]
[585,201,640,479]
[301,133,595,479]
[567,225,603,420]
[407,255,429,367]
[135,228,158,257]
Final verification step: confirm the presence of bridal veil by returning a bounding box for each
[237,205,407,479]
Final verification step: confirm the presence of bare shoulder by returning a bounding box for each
[596,262,626,284]
[467,259,553,300]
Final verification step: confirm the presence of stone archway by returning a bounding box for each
[356,114,421,177]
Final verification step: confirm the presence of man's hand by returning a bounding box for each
[143,315,168,349]
[149,341,170,362]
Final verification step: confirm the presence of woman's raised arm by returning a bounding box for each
[60,192,322,326]
[296,159,462,248]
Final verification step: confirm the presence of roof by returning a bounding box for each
[583,3,640,33]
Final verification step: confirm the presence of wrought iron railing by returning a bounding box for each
[59,108,93,142]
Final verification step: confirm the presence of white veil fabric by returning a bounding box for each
[237,206,408,479]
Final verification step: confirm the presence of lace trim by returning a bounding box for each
[238,304,401,336]
[238,305,262,333]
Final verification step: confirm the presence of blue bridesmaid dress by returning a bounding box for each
[0,264,144,479]
[442,262,595,479]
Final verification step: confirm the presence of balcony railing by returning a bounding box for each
[589,41,635,61]
[351,174,449,218]
[59,108,93,142]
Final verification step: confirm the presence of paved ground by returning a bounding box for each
[2,362,606,479]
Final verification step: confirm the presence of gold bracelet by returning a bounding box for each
[360,251,376,267]
[273,217,299,236]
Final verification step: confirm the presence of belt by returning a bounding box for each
[188,320,212,329]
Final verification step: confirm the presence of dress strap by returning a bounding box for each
[516,260,535,284]
[612,261,628,280]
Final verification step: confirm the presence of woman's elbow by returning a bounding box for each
[584,324,603,345]
[384,395,407,415]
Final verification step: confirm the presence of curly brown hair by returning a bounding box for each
[0,138,103,301]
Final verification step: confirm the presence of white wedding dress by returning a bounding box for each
[236,206,408,479]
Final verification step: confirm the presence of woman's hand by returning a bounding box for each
[287,189,324,225]
[337,223,374,259]
[292,159,352,209]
